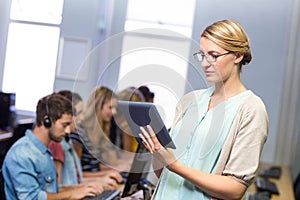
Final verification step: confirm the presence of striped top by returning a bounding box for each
[70,125,101,172]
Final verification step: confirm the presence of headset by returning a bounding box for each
[43,96,52,128]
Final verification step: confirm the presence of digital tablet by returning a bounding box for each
[117,100,176,149]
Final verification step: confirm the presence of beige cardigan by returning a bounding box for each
[170,89,269,186]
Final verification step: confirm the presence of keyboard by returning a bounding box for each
[259,166,282,179]
[255,177,279,195]
[84,189,121,200]
[247,191,270,200]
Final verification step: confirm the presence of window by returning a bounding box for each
[118,0,196,128]
[125,0,195,37]
[10,0,63,24]
[2,0,64,113]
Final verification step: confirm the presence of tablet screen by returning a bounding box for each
[117,101,176,149]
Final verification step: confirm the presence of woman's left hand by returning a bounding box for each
[139,125,177,167]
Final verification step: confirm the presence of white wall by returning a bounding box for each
[276,0,300,178]
[53,0,110,101]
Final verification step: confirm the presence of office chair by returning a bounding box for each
[295,171,300,200]
[0,168,6,200]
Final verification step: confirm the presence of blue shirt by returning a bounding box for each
[60,138,83,186]
[2,130,57,200]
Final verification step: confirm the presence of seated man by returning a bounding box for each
[49,90,122,189]
[2,93,103,199]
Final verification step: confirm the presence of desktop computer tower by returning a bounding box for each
[0,92,16,131]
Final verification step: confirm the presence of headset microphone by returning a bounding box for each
[43,96,52,128]
[65,135,69,142]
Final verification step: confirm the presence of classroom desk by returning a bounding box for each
[0,131,13,141]
[245,162,295,200]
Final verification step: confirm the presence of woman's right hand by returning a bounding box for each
[139,125,177,167]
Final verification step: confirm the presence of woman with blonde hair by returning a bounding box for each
[71,86,123,187]
[139,19,268,199]
[81,86,117,140]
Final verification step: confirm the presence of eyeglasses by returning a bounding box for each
[193,51,231,62]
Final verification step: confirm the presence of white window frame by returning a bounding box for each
[2,0,64,114]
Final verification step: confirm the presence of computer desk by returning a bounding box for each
[245,162,295,200]
[0,131,12,141]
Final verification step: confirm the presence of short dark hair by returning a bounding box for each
[138,86,154,101]
[36,93,73,127]
[57,90,83,116]
[57,90,83,105]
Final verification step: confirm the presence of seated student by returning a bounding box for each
[70,86,127,180]
[110,87,145,152]
[48,90,120,189]
[138,85,155,103]
[2,93,103,199]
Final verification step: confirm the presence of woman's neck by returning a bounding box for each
[214,78,246,99]
[208,81,247,110]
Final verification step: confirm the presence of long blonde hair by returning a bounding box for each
[82,86,117,149]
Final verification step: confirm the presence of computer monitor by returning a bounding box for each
[121,144,152,197]
[0,92,16,131]
[83,143,153,200]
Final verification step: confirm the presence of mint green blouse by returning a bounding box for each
[153,87,252,200]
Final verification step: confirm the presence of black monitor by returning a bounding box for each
[83,144,154,200]
[121,144,152,197]
[0,92,16,131]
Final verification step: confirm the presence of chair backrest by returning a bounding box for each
[0,139,10,169]
[0,168,6,200]
[3,122,34,156]
[294,171,300,200]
